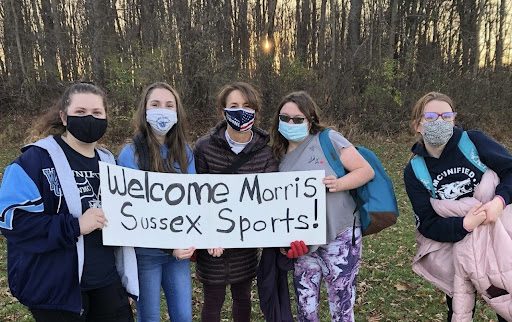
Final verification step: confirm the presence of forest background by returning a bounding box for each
[0,0,511,321]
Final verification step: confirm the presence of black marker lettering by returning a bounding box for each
[217,208,235,233]
[170,216,183,232]
[120,202,136,230]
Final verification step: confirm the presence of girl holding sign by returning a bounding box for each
[193,81,278,321]
[0,82,138,321]
[117,82,196,322]
[269,91,374,322]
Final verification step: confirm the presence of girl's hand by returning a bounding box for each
[172,247,196,260]
[323,175,342,192]
[286,240,308,258]
[208,248,224,257]
[478,196,505,225]
[79,208,108,235]
[463,203,486,232]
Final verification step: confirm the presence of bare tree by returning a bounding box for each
[495,0,507,70]
[41,0,60,84]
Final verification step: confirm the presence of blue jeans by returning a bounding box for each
[136,252,192,322]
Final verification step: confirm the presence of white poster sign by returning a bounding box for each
[99,162,326,248]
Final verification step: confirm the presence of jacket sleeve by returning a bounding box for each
[404,162,469,242]
[469,130,512,205]
[264,151,279,173]
[193,139,210,174]
[0,162,80,253]
[452,265,476,322]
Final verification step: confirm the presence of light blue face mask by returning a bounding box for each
[278,120,309,142]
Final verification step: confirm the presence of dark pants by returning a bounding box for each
[446,295,506,322]
[31,280,133,322]
[201,279,252,322]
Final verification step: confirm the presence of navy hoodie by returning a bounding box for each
[0,143,82,312]
[403,127,512,242]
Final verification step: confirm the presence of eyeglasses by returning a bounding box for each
[423,111,457,122]
[279,114,306,124]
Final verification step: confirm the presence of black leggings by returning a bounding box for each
[30,279,133,322]
[446,294,507,322]
[201,280,252,322]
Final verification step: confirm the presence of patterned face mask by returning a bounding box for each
[146,108,178,136]
[422,119,454,147]
[224,107,255,132]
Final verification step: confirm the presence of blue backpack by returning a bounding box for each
[410,131,487,198]
[319,129,399,236]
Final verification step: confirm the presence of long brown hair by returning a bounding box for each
[270,91,327,160]
[215,82,262,122]
[133,82,189,173]
[410,91,455,143]
[26,82,107,144]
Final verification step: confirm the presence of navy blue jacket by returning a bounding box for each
[0,144,82,312]
[404,127,512,242]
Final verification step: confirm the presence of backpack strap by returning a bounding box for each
[319,129,361,245]
[318,129,346,178]
[458,131,487,173]
[410,155,436,198]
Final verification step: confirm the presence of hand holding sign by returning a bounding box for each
[286,240,308,259]
[173,247,196,260]
[79,208,108,235]
[208,248,224,257]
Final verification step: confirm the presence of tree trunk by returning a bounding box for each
[317,0,327,71]
[41,0,60,84]
[238,0,249,71]
[86,0,105,84]
[9,0,27,83]
[388,0,398,59]
[456,0,479,73]
[495,0,506,70]
[347,0,362,58]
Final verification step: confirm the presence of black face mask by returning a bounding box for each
[66,115,108,143]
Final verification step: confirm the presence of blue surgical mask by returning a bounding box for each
[224,107,255,132]
[278,120,309,142]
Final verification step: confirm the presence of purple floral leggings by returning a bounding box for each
[293,227,362,322]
